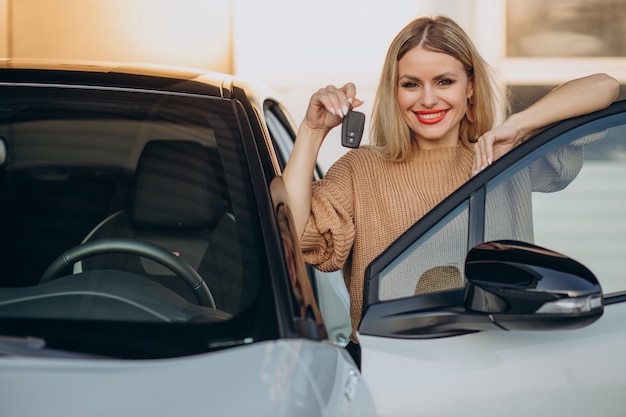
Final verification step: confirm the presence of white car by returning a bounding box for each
[0,60,624,417]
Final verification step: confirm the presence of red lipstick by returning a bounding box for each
[414,109,447,125]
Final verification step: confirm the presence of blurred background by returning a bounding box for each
[2,0,624,169]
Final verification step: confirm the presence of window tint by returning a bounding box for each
[0,84,280,358]
[370,109,626,306]
[377,202,469,301]
[264,106,293,170]
[485,115,626,296]
[264,100,324,181]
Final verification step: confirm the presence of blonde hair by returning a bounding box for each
[370,15,508,161]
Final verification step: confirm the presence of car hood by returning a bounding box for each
[0,339,373,417]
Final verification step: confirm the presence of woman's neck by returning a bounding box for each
[413,135,460,150]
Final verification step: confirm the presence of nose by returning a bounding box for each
[420,85,438,108]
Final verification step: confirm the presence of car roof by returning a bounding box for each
[0,58,237,98]
[0,58,280,113]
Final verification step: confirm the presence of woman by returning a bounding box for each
[281,16,619,361]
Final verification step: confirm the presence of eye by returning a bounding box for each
[400,81,419,89]
[437,78,455,87]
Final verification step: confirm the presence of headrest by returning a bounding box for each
[129,140,227,229]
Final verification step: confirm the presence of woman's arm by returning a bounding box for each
[473,73,619,174]
[282,83,362,238]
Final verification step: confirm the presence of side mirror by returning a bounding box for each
[465,240,603,330]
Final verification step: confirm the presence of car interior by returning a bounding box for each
[75,139,246,313]
[0,86,260,323]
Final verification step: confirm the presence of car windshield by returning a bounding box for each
[0,83,278,358]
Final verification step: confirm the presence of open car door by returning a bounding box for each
[358,100,626,417]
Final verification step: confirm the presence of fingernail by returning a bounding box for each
[342,105,349,116]
[347,97,354,106]
[488,158,492,165]
[329,108,336,116]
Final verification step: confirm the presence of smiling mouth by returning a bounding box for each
[415,110,447,125]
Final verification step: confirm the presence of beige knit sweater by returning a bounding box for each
[300,133,592,343]
[300,140,475,343]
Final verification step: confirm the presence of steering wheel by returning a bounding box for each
[39,238,216,308]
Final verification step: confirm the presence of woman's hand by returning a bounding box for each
[472,121,520,176]
[303,83,363,134]
[472,73,618,176]
[283,83,363,238]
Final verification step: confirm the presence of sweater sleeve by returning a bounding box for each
[529,130,607,193]
[299,154,356,272]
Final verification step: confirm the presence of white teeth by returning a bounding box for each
[418,111,445,119]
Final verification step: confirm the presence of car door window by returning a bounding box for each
[365,103,626,310]
[485,116,626,296]
[377,202,469,301]
[264,104,293,170]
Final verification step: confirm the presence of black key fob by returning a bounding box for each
[341,110,365,148]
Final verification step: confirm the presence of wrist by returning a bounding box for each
[503,113,525,140]
[297,122,329,149]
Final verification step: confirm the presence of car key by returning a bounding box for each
[341,109,365,148]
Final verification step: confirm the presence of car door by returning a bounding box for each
[358,100,626,417]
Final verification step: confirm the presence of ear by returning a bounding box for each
[467,79,474,103]
[465,78,476,123]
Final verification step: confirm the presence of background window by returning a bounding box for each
[506,0,626,57]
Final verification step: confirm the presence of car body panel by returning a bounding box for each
[1,340,374,417]
[360,300,626,417]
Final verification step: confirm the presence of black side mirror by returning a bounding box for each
[465,240,603,330]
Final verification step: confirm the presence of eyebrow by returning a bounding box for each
[398,71,459,81]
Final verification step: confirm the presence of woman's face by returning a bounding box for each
[396,46,473,149]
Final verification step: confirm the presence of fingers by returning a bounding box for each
[313,83,362,119]
[472,122,522,175]
[303,83,363,136]
[472,133,494,176]
[344,83,363,109]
